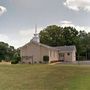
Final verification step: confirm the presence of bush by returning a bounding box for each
[50,60,59,63]
[11,53,21,64]
[0,59,2,62]
[11,60,19,64]
[39,61,42,63]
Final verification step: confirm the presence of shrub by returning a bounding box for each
[11,60,18,64]
[0,59,2,62]
[29,62,31,64]
[11,53,21,64]
[34,61,37,64]
[50,60,59,63]
[39,61,42,63]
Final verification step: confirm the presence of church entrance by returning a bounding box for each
[59,53,65,62]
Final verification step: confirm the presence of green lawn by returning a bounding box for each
[0,64,90,90]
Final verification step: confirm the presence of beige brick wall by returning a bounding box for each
[72,50,76,62]
[64,51,76,62]
[20,42,49,63]
[20,42,76,63]
[64,52,72,62]
[49,50,59,62]
[58,50,76,62]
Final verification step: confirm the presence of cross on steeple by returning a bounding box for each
[35,24,37,34]
[31,25,40,43]
[34,24,38,36]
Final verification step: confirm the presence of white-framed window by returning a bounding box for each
[67,53,70,56]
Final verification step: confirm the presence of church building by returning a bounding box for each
[20,28,76,64]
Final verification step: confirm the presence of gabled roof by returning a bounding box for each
[20,41,76,52]
[31,41,56,50]
[54,46,76,52]
[20,41,56,50]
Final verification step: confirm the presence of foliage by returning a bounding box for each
[40,25,79,46]
[0,42,15,61]
[11,49,21,64]
[40,25,64,46]
[63,27,78,45]
[11,59,19,64]
[0,42,21,63]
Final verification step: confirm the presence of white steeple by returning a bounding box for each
[31,25,40,43]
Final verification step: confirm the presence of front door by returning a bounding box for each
[59,53,65,62]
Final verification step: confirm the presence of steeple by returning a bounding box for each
[35,24,37,35]
[31,25,40,43]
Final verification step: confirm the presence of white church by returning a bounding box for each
[20,28,76,64]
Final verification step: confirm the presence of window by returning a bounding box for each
[67,53,70,56]
[43,56,49,63]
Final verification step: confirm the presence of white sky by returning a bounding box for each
[0,0,90,48]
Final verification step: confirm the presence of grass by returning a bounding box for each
[0,64,90,90]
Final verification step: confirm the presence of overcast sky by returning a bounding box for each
[0,0,90,48]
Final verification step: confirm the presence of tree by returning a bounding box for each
[11,49,21,64]
[40,25,64,46]
[0,42,9,61]
[0,42,21,63]
[77,31,90,60]
[40,25,79,46]
[62,27,79,45]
